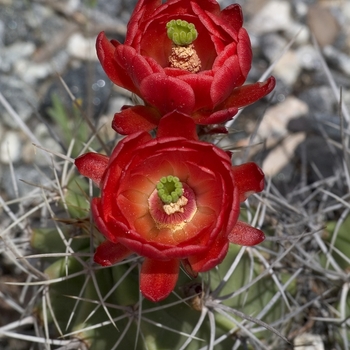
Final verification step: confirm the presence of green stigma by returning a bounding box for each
[166,19,198,46]
[156,175,184,204]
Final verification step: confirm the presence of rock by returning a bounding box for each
[307,4,340,48]
[67,33,99,61]
[288,113,341,141]
[262,132,306,177]
[0,41,35,73]
[293,333,324,350]
[285,22,310,46]
[0,75,39,128]
[259,96,309,139]
[248,1,293,35]
[0,131,22,164]
[296,45,322,70]
[298,86,335,114]
[273,50,301,86]
[260,33,288,62]
[323,45,350,76]
[1,164,51,199]
[295,135,342,180]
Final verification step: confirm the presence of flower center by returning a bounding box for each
[166,19,198,46]
[166,19,201,73]
[156,175,183,204]
[149,180,197,231]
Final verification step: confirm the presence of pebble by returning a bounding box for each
[248,1,293,35]
[323,45,350,76]
[0,75,39,128]
[258,96,309,139]
[307,4,340,48]
[67,33,99,61]
[298,86,335,114]
[295,45,322,70]
[273,50,301,86]
[0,131,22,164]
[262,132,306,177]
[0,41,35,73]
[293,333,324,350]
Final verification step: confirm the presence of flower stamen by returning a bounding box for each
[166,19,201,73]
[166,19,198,46]
[157,175,184,204]
[163,196,188,215]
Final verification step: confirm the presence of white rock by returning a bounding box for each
[296,45,322,70]
[293,333,325,350]
[67,33,98,61]
[285,22,310,46]
[259,96,309,139]
[15,59,53,85]
[0,131,22,164]
[273,50,301,86]
[248,1,293,35]
[14,51,69,85]
[262,132,306,177]
[0,41,35,72]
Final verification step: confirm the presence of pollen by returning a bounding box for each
[163,196,188,215]
[168,44,201,73]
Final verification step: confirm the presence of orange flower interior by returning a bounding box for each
[117,159,219,245]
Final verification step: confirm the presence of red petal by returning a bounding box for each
[181,259,198,278]
[96,32,138,94]
[115,45,154,88]
[237,28,252,79]
[94,240,132,266]
[179,73,214,110]
[221,76,276,109]
[188,234,229,272]
[211,54,243,105]
[140,258,179,302]
[125,0,161,46]
[232,162,264,202]
[140,73,195,115]
[112,105,161,135]
[228,221,265,246]
[75,153,109,186]
[193,107,238,125]
[221,4,243,35]
[156,111,198,140]
[108,131,152,166]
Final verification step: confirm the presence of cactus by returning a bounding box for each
[1,1,350,349]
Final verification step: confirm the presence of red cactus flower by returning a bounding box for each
[97,0,275,135]
[75,112,265,302]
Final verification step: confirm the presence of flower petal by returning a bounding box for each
[140,73,195,114]
[115,45,154,88]
[220,4,243,37]
[221,76,276,109]
[96,32,138,94]
[140,258,179,302]
[211,54,243,105]
[125,0,162,46]
[112,105,161,135]
[75,153,109,186]
[94,240,132,266]
[188,234,229,272]
[193,107,238,125]
[237,28,252,78]
[228,221,265,246]
[156,111,198,140]
[231,162,265,202]
[179,73,214,111]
